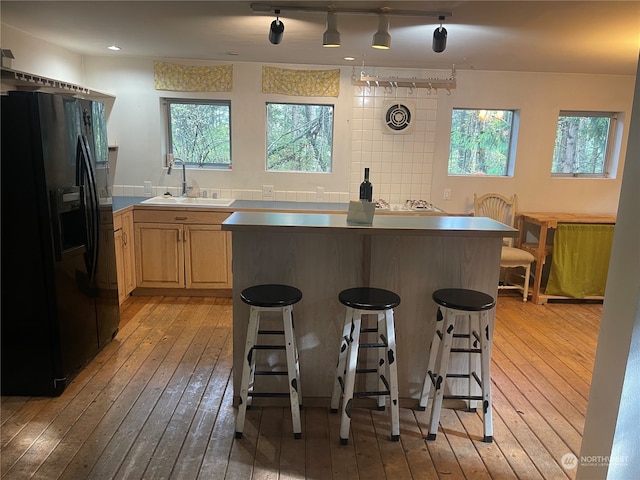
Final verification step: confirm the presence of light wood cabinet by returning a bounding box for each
[114,209,136,304]
[133,209,232,290]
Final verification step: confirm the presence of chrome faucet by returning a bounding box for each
[167,157,188,196]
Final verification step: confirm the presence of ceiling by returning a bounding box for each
[1,1,639,76]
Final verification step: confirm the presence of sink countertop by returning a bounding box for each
[112,196,448,215]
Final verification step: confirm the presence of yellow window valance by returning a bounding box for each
[262,66,340,97]
[154,61,233,92]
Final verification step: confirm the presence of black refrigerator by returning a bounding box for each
[1,91,120,396]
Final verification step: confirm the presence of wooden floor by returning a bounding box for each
[1,293,602,480]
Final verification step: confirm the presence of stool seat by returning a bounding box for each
[339,287,401,310]
[241,284,303,307]
[432,288,495,311]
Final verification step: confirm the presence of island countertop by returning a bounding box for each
[223,211,513,405]
[222,211,518,237]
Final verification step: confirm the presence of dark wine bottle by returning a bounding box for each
[359,167,373,202]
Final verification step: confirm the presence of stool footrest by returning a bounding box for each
[443,394,483,401]
[255,370,288,376]
[355,390,391,398]
[248,392,292,398]
[359,342,387,348]
[258,329,285,335]
[356,368,378,374]
[450,347,482,353]
[252,345,285,350]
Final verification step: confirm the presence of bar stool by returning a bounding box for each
[418,288,496,443]
[330,287,401,445]
[235,284,303,439]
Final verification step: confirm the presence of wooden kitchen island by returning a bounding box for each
[222,212,517,405]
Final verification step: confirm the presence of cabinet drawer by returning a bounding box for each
[134,209,230,224]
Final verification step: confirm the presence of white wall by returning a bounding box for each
[2,23,635,214]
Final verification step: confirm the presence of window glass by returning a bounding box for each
[448,109,516,176]
[552,112,615,177]
[266,102,333,172]
[165,99,231,168]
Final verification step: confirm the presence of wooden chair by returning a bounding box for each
[474,193,534,302]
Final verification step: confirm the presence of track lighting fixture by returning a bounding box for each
[433,15,447,53]
[322,12,341,47]
[269,9,284,45]
[372,14,391,50]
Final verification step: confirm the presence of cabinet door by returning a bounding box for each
[121,210,136,295]
[134,222,184,288]
[184,224,232,288]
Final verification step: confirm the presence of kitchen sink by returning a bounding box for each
[141,196,236,207]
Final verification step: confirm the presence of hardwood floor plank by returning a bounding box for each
[491,348,583,455]
[397,408,440,479]
[190,373,235,480]
[57,298,192,480]
[455,409,518,480]
[437,408,492,480]
[304,406,333,479]
[0,295,604,480]
[491,386,570,479]
[278,406,306,480]
[370,408,413,479]
[328,406,360,479]
[414,408,466,479]
[350,408,387,479]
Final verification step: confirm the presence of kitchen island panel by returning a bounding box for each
[227,213,505,402]
[369,235,501,399]
[231,230,366,400]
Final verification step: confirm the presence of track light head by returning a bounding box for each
[433,16,447,53]
[323,12,341,47]
[269,9,284,45]
[372,14,391,50]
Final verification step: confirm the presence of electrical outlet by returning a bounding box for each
[262,185,274,200]
[316,186,325,201]
[144,181,152,195]
[443,188,451,200]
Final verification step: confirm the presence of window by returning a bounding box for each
[266,102,333,172]
[551,111,616,177]
[448,109,516,176]
[165,98,231,168]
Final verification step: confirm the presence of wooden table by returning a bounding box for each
[223,212,517,405]
[517,212,617,304]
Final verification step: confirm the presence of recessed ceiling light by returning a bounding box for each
[343,56,355,61]
[107,45,121,51]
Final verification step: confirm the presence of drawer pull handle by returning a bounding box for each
[175,216,188,220]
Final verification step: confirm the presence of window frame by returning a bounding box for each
[551,110,617,178]
[447,108,519,177]
[163,97,232,169]
[265,101,335,173]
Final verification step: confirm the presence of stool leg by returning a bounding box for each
[480,310,494,442]
[235,306,260,438]
[340,309,361,445]
[427,307,455,441]
[384,309,400,441]
[376,312,386,410]
[291,309,302,408]
[331,308,353,413]
[282,305,302,439]
[419,307,444,410]
[468,313,480,411]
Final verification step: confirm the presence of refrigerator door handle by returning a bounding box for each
[76,135,100,283]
